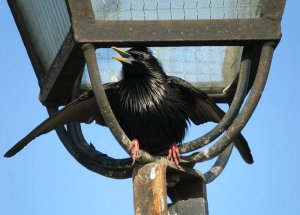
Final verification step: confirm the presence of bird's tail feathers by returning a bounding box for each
[197,99,254,164]
[234,134,254,164]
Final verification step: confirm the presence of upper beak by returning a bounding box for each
[112,46,131,63]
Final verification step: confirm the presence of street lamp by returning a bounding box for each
[7,0,286,214]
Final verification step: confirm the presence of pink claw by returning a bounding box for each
[129,139,140,164]
[167,143,180,166]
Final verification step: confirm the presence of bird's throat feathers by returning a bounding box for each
[119,61,170,114]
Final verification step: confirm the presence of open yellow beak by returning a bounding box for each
[112,46,132,63]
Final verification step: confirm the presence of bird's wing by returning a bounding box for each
[4,83,119,158]
[167,76,222,125]
[168,76,253,164]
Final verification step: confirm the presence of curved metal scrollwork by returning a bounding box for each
[51,42,275,182]
[48,106,133,179]
[183,42,275,164]
[179,46,253,154]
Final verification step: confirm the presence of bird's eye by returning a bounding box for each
[137,54,143,60]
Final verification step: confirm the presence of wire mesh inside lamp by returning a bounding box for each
[81,46,242,94]
[91,0,262,20]
[82,0,262,93]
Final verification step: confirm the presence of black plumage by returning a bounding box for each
[4,47,253,164]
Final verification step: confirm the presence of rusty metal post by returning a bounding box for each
[133,160,168,215]
[133,159,208,215]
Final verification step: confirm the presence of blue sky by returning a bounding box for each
[1,1,299,215]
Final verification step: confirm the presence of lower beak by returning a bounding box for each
[112,56,127,63]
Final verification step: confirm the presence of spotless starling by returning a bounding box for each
[5,47,253,165]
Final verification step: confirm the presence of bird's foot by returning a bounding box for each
[129,139,140,165]
[167,143,180,166]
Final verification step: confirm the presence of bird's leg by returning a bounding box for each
[129,138,140,164]
[167,143,180,166]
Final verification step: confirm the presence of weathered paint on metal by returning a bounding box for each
[73,19,282,47]
[66,0,284,46]
[168,199,208,215]
[133,159,208,215]
[133,160,168,215]
[39,31,84,105]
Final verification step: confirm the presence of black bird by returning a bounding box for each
[4,47,253,165]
